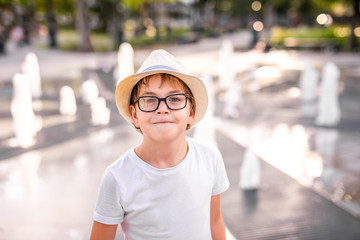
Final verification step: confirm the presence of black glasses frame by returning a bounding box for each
[134,93,190,112]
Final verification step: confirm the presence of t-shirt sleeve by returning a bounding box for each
[93,170,124,225]
[211,147,230,195]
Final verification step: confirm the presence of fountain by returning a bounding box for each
[80,79,99,105]
[114,42,134,85]
[315,128,339,165]
[21,52,42,110]
[193,74,217,146]
[80,79,110,126]
[90,97,111,126]
[19,150,42,201]
[223,83,241,119]
[299,61,319,117]
[218,39,235,91]
[316,62,341,126]
[217,39,241,118]
[59,86,77,119]
[10,73,42,148]
[239,149,261,190]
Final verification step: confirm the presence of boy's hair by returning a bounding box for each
[129,73,196,131]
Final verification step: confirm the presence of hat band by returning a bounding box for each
[140,65,180,73]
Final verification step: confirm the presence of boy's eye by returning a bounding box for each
[145,98,157,104]
[169,97,181,102]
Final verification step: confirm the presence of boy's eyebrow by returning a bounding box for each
[140,90,183,96]
[140,91,156,96]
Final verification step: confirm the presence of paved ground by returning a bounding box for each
[218,132,360,240]
[1,32,360,239]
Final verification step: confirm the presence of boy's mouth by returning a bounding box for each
[153,119,175,125]
[154,121,173,124]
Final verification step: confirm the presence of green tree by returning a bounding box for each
[348,0,360,50]
[0,0,37,52]
[92,0,124,47]
[0,1,14,53]
[76,0,92,51]
[309,0,359,50]
[329,0,359,50]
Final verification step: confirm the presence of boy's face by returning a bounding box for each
[130,74,194,143]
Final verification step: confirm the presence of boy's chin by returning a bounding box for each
[153,122,175,129]
[146,127,186,141]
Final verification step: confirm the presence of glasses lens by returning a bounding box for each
[166,94,187,110]
[138,97,158,111]
[137,94,188,112]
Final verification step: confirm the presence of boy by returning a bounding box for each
[90,49,229,240]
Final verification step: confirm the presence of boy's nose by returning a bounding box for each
[156,100,170,113]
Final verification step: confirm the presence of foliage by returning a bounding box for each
[122,0,144,10]
[272,26,335,42]
[50,27,192,51]
[0,0,14,7]
[123,0,176,10]
[2,0,359,51]
[53,29,114,52]
[128,27,190,47]
[35,0,74,14]
[270,25,359,50]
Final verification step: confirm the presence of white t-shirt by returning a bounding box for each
[93,137,229,240]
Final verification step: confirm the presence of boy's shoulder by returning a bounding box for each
[105,147,136,173]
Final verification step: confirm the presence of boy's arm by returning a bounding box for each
[210,194,226,240]
[90,221,118,240]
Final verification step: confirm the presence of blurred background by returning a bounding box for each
[0,0,360,240]
[0,0,359,52]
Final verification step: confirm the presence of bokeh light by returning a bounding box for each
[334,26,351,37]
[146,26,156,37]
[251,1,262,12]
[354,27,360,37]
[317,13,328,25]
[316,13,333,26]
[253,21,264,32]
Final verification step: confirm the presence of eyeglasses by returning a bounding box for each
[134,94,190,112]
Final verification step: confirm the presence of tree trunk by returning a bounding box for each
[213,0,221,28]
[347,0,359,51]
[106,3,123,48]
[45,0,57,48]
[263,0,275,50]
[76,0,92,52]
[23,0,36,45]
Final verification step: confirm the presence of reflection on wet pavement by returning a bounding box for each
[0,125,141,239]
[217,86,360,218]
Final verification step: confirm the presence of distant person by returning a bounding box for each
[250,27,258,49]
[90,49,229,240]
[0,25,5,54]
[10,25,24,47]
[48,21,57,48]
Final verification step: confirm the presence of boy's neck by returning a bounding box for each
[135,137,188,169]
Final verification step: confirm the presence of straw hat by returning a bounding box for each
[115,49,208,126]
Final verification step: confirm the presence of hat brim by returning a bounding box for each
[115,69,208,126]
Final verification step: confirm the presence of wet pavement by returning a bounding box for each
[215,54,360,219]
[0,124,137,239]
[1,32,360,239]
[218,132,360,240]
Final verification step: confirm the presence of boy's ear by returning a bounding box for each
[188,107,195,124]
[129,105,139,127]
